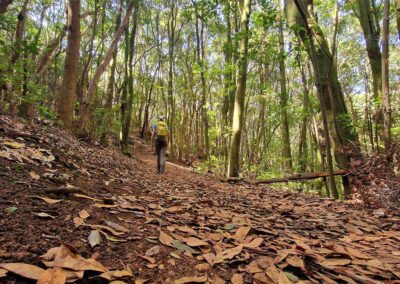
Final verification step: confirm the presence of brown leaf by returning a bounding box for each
[54,244,108,273]
[345,247,372,260]
[73,217,84,227]
[266,265,280,282]
[0,268,7,278]
[195,263,210,272]
[34,212,56,219]
[159,231,175,247]
[203,253,216,265]
[286,255,305,270]
[73,193,101,202]
[184,237,208,247]
[145,246,161,257]
[174,275,207,284]
[0,263,45,280]
[231,273,244,284]
[37,267,67,284]
[177,226,197,235]
[253,272,270,284]
[235,227,251,239]
[140,255,155,264]
[321,258,351,266]
[243,237,263,248]
[85,224,125,236]
[214,245,242,264]
[79,209,90,219]
[105,220,129,233]
[31,196,63,204]
[30,171,41,180]
[88,230,102,248]
[278,271,292,284]
[100,269,133,281]
[315,272,337,284]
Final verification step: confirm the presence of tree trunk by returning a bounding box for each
[167,0,177,160]
[355,0,383,130]
[396,0,400,40]
[381,0,391,151]
[0,0,13,14]
[80,0,136,132]
[277,0,292,172]
[121,0,139,154]
[285,0,359,198]
[227,0,251,178]
[57,0,80,129]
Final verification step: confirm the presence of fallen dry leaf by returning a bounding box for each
[100,269,133,281]
[73,193,101,202]
[214,245,242,264]
[88,230,102,248]
[105,220,129,233]
[34,212,56,219]
[195,263,210,271]
[231,273,244,284]
[184,237,208,247]
[0,263,45,280]
[321,258,351,266]
[235,227,251,239]
[0,268,7,278]
[174,275,207,284]
[278,271,292,284]
[159,231,175,247]
[243,237,263,248]
[79,209,90,219]
[85,224,125,236]
[30,171,41,180]
[37,267,67,284]
[145,245,161,257]
[31,196,63,204]
[73,217,84,226]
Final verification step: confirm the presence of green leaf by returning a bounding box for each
[5,207,17,214]
[221,224,236,231]
[171,240,197,255]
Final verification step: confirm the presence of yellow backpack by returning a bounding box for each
[157,121,167,137]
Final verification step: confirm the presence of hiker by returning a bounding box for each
[151,115,168,174]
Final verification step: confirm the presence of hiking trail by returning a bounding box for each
[0,115,399,284]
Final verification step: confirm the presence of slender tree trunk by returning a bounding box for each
[227,0,251,178]
[396,0,400,40]
[381,0,391,151]
[121,0,139,154]
[58,0,80,129]
[286,0,359,198]
[277,0,292,172]
[355,0,383,133]
[167,0,177,160]
[80,0,136,132]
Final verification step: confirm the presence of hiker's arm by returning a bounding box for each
[151,129,155,150]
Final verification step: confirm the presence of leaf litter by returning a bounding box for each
[0,115,400,283]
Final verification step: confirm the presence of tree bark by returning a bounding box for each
[57,0,80,129]
[227,0,251,178]
[354,0,383,131]
[381,0,391,151]
[121,0,139,154]
[80,0,136,132]
[277,0,292,172]
[396,0,400,40]
[285,0,359,198]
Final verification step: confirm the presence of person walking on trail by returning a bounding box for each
[151,115,168,174]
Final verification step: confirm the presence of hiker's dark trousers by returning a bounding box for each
[155,139,167,173]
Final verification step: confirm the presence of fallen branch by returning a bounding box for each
[254,170,349,184]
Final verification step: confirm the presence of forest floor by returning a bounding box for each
[0,114,400,284]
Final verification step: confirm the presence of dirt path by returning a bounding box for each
[1,116,400,283]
